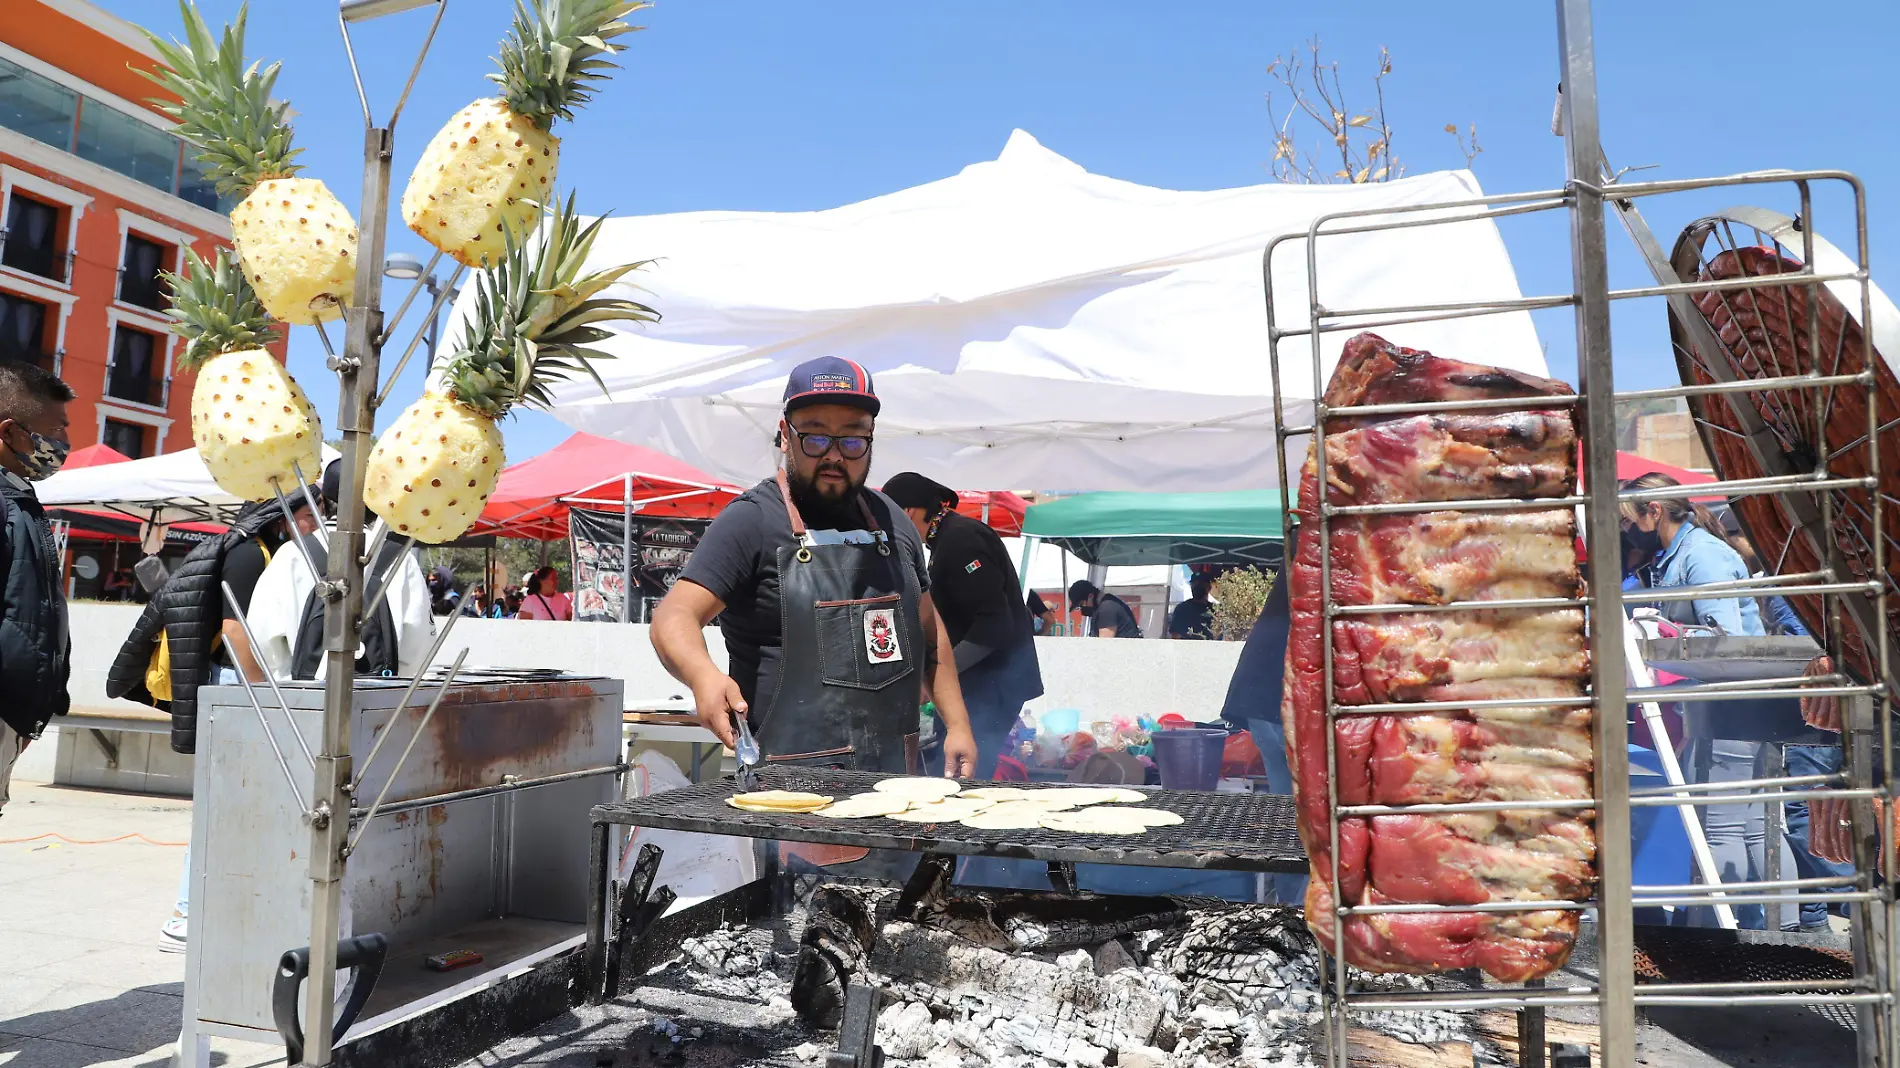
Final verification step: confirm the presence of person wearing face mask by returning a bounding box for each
[1067,579,1143,638]
[1618,473,1764,637]
[0,361,73,819]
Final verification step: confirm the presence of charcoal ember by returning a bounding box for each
[675,924,762,978]
[877,1001,938,1060]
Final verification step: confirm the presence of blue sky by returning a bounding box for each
[101,0,1899,465]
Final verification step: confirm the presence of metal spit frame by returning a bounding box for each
[1259,3,1893,1065]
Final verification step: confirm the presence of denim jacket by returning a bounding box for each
[1643,522,1765,636]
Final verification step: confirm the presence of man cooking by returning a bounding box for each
[650,357,979,779]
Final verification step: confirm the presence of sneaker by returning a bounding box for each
[158,913,187,954]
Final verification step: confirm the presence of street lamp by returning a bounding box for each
[383,254,457,367]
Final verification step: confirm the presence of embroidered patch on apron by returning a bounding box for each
[863,608,903,663]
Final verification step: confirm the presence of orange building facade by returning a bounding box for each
[0,0,280,458]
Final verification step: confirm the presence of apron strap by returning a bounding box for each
[774,467,886,540]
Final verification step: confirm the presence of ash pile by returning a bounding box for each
[641,870,1467,1068]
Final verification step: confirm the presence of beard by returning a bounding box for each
[787,460,866,528]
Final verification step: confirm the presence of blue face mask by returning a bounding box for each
[6,425,68,481]
[1032,616,1046,634]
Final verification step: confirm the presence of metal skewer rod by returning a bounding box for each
[314,320,337,359]
[376,247,444,345]
[350,608,463,793]
[345,646,467,856]
[269,479,323,584]
[359,516,390,568]
[290,461,327,524]
[360,535,418,621]
[373,262,466,409]
[220,581,316,772]
[211,588,307,810]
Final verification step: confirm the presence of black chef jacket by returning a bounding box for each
[925,509,1043,716]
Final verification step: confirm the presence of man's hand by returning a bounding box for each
[941,723,978,780]
[692,675,748,749]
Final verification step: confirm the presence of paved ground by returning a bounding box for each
[0,743,281,1068]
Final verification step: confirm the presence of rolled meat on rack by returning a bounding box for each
[1284,331,1594,983]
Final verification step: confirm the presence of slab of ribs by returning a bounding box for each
[1283,332,1594,982]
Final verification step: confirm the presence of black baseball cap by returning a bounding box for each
[783,356,880,417]
[882,472,956,511]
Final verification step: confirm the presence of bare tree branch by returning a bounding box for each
[1265,37,1477,185]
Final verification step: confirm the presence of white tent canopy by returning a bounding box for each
[38,445,341,524]
[447,129,1549,493]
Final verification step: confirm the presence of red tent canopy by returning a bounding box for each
[470,432,740,541]
[955,489,1029,536]
[1577,447,1723,501]
[64,444,131,469]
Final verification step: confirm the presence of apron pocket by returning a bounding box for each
[814,594,916,692]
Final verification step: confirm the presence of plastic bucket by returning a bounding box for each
[1151,727,1229,791]
[1038,708,1081,736]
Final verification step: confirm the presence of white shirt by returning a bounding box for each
[247,522,435,682]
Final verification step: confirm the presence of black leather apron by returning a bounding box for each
[754,469,922,775]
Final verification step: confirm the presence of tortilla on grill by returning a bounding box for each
[1114,807,1184,827]
[1038,807,1154,835]
[1029,787,1139,806]
[814,794,916,819]
[889,798,993,823]
[872,777,963,800]
[726,791,833,813]
[962,787,1035,801]
[960,802,1064,830]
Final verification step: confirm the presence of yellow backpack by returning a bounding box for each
[146,539,270,701]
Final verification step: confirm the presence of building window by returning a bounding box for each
[0,55,78,151]
[2,193,67,283]
[107,325,161,407]
[101,418,147,459]
[76,100,179,195]
[119,234,168,310]
[178,156,227,211]
[0,291,52,369]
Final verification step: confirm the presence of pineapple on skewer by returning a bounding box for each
[142,1,358,325]
[166,249,322,501]
[366,195,656,543]
[402,0,646,268]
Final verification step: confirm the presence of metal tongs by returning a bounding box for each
[730,710,761,793]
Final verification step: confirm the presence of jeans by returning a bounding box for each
[1682,738,1822,931]
[1782,744,1855,928]
[1249,718,1310,905]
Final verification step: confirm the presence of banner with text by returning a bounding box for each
[568,509,708,623]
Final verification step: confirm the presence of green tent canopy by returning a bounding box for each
[1020,491,1286,568]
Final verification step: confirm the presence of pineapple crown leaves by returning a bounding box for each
[492,0,649,129]
[444,191,658,419]
[139,0,301,196]
[162,247,280,371]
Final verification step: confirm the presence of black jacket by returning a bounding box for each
[0,473,69,738]
[925,509,1043,715]
[106,502,280,753]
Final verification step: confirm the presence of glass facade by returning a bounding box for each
[77,99,179,194]
[0,54,238,212]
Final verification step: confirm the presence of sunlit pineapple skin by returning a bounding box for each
[363,391,505,543]
[230,177,358,325]
[401,98,558,268]
[189,348,322,501]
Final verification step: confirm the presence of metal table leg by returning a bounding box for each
[584,820,611,1004]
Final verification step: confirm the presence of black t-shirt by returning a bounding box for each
[1168,597,1214,639]
[218,536,273,666]
[678,477,929,710]
[1093,592,1142,638]
[926,510,1031,650]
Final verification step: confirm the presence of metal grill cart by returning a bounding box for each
[582,768,1309,1064]
[179,675,622,1063]
[1260,3,1896,1067]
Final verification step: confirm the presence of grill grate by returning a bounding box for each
[592,768,1308,872]
[1633,926,1859,1028]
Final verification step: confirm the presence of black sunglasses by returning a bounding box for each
[787,426,873,460]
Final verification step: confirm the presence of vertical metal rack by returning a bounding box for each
[1260,2,1894,1066]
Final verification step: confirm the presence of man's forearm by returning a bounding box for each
[930,622,972,735]
[651,609,725,690]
